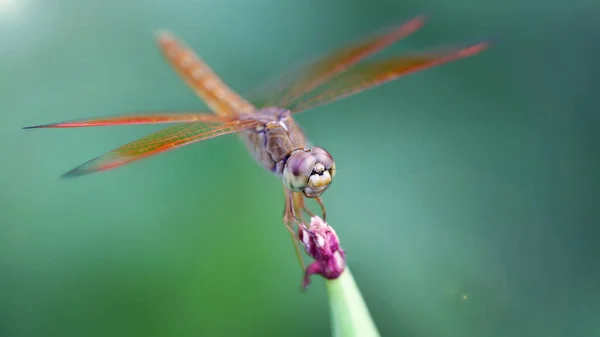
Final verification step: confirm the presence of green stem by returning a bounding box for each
[325,267,380,337]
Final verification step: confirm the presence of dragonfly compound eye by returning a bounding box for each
[283,150,316,192]
[304,147,335,198]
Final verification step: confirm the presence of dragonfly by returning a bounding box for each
[24,16,487,266]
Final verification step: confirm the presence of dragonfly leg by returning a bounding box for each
[293,193,315,219]
[315,197,327,222]
[283,189,307,273]
[292,193,327,222]
[283,190,304,227]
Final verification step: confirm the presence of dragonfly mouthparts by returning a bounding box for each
[313,163,326,174]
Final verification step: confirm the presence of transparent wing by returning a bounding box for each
[22,112,228,129]
[247,16,425,109]
[62,119,259,177]
[287,42,488,113]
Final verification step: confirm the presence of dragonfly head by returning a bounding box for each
[283,147,336,198]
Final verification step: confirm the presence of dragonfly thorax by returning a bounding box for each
[240,108,335,198]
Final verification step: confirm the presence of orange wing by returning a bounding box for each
[287,42,489,113]
[61,119,259,177]
[22,112,227,129]
[248,16,425,109]
[155,31,257,118]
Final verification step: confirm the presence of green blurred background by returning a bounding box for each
[1,0,599,336]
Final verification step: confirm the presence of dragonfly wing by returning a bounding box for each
[288,42,488,113]
[62,119,259,177]
[155,31,256,118]
[247,16,425,109]
[23,112,228,129]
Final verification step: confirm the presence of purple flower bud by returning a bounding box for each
[298,216,346,289]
